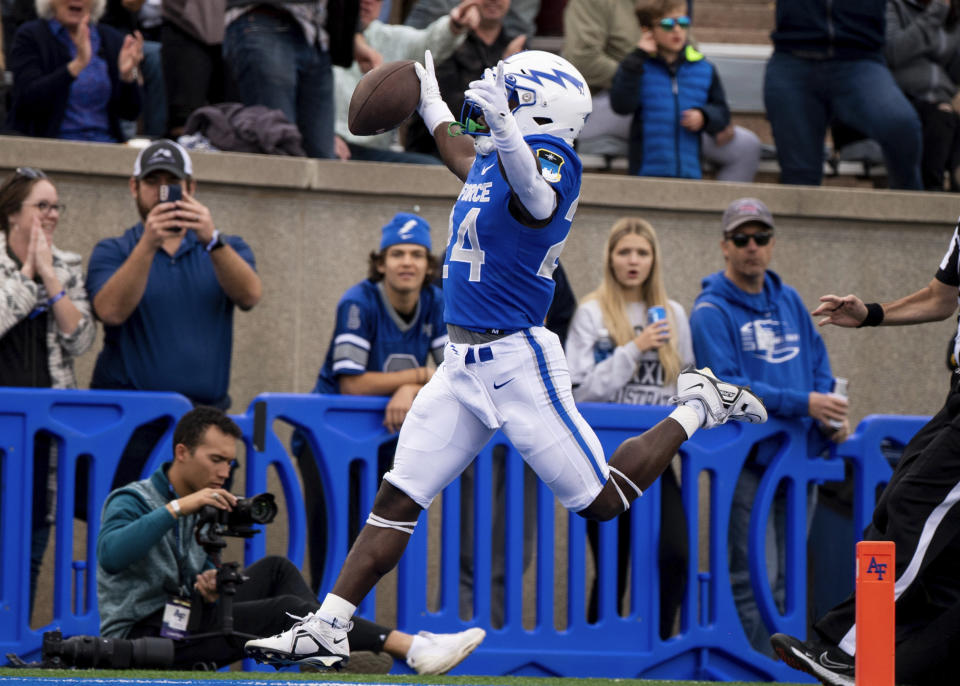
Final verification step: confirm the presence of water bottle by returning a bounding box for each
[594,328,614,363]
[829,377,848,429]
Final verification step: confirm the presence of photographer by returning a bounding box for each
[96,406,484,672]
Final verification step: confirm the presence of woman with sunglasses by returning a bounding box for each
[565,217,693,637]
[0,167,96,612]
[608,0,732,179]
[5,0,142,142]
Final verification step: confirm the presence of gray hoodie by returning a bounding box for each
[886,0,960,104]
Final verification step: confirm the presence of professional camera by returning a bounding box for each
[39,629,173,669]
[194,492,277,549]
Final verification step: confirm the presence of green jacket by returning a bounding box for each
[97,464,211,638]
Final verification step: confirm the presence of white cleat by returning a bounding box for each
[244,611,351,669]
[670,366,767,428]
[405,627,486,675]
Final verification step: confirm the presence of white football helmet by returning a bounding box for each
[461,50,592,144]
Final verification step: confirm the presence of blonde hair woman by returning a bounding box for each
[565,216,693,635]
[567,216,692,403]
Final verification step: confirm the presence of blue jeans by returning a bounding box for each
[728,462,817,657]
[764,52,922,189]
[223,11,334,158]
[728,465,785,657]
[140,40,167,138]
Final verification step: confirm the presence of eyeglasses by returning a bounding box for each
[15,167,47,179]
[658,16,691,30]
[728,231,773,247]
[24,201,65,216]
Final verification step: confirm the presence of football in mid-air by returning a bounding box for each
[348,60,421,136]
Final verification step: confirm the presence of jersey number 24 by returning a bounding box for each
[442,203,577,282]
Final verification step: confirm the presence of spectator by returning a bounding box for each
[565,217,692,635]
[223,0,365,159]
[404,0,540,41]
[0,167,95,611]
[773,220,960,686]
[6,0,143,142]
[689,197,849,656]
[609,0,731,179]
[97,405,485,673]
[161,0,228,139]
[563,0,760,182]
[2,0,36,67]
[765,0,923,189]
[294,212,446,590]
[101,0,165,138]
[333,0,478,164]
[85,139,261,490]
[886,0,960,191]
[404,0,526,158]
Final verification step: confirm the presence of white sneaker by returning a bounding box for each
[670,367,767,428]
[405,627,486,675]
[244,611,351,669]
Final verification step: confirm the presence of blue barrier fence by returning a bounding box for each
[0,389,927,681]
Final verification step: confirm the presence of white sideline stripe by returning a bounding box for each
[838,477,960,656]
[0,680,399,686]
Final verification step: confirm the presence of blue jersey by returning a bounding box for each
[442,133,582,333]
[313,280,448,394]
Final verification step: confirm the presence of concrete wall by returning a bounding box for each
[2,136,956,423]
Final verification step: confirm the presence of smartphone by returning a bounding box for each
[159,184,182,203]
[159,184,183,232]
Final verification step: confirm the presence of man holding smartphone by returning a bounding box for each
[85,140,262,489]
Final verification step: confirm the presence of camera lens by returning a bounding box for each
[247,493,278,524]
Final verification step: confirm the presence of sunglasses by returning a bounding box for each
[658,16,691,30]
[728,231,773,247]
[15,166,47,180]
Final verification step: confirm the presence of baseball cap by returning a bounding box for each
[133,139,193,179]
[380,213,431,251]
[722,197,774,235]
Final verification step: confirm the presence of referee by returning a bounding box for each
[771,223,960,686]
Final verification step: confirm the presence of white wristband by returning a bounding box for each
[420,100,456,138]
[169,499,182,518]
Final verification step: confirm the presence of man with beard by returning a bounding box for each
[86,139,261,489]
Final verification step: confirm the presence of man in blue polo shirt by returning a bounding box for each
[85,139,262,489]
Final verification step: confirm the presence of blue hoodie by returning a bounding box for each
[690,270,835,461]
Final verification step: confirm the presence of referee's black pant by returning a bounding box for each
[815,370,960,686]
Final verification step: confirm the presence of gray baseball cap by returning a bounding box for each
[722,197,774,235]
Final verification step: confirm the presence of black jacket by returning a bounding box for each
[771,0,887,60]
[5,19,141,140]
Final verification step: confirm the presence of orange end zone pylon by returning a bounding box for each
[856,540,895,686]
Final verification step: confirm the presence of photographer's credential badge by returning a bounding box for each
[161,597,192,640]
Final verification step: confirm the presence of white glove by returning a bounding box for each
[415,50,455,136]
[463,61,517,139]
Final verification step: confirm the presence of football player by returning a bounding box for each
[245,49,767,669]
